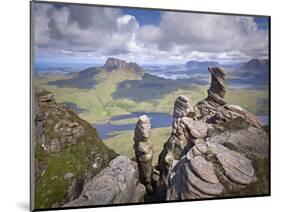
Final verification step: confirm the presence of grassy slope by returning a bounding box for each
[35,108,117,209]
[35,71,140,123]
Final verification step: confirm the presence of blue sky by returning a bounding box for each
[34,2,269,66]
[254,17,269,30]
[122,8,161,26]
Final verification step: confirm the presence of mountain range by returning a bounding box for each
[48,58,207,101]
[47,57,269,100]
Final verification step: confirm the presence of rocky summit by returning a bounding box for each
[102,57,145,76]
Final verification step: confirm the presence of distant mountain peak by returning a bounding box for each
[245,58,268,67]
[238,58,269,72]
[102,58,144,75]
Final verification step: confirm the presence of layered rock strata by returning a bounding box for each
[157,96,192,181]
[196,67,262,128]
[196,67,227,119]
[166,141,257,200]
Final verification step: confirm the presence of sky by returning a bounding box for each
[33,2,269,66]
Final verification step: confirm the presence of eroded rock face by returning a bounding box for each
[158,96,192,180]
[63,156,145,207]
[134,115,154,194]
[35,88,85,153]
[158,95,211,184]
[166,140,257,200]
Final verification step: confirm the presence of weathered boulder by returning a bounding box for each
[39,93,54,102]
[63,156,145,207]
[166,140,257,200]
[134,115,154,194]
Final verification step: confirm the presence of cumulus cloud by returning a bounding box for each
[34,3,139,56]
[33,2,269,63]
[136,12,268,61]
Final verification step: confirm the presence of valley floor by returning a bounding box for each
[35,75,269,123]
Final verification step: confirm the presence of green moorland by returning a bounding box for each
[34,72,269,171]
[35,74,269,124]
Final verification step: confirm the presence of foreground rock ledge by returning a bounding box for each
[63,156,145,207]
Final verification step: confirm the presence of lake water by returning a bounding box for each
[93,112,269,140]
[93,112,173,140]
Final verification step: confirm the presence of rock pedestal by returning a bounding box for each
[134,115,154,194]
[196,67,227,119]
[208,67,226,102]
[196,67,262,128]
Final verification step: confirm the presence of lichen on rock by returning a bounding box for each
[63,155,145,207]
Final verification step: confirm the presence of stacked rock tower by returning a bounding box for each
[134,115,154,194]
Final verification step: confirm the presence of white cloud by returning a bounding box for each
[34,3,268,64]
[136,12,268,61]
[34,4,138,54]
